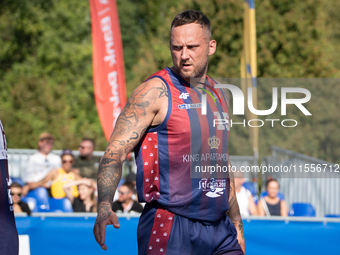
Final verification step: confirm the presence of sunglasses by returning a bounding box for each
[62,160,74,164]
[79,145,92,149]
[11,193,22,196]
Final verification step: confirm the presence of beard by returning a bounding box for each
[173,50,210,80]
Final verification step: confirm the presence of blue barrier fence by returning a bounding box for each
[16,214,340,255]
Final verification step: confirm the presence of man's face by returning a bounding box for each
[170,23,216,82]
[118,186,132,203]
[38,139,54,155]
[79,140,94,157]
[11,187,22,204]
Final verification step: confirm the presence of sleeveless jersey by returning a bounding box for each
[0,120,19,254]
[51,168,78,198]
[134,67,231,222]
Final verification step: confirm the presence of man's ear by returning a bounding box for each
[208,40,217,56]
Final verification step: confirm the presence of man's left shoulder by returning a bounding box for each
[48,152,61,159]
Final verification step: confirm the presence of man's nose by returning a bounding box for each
[181,47,189,60]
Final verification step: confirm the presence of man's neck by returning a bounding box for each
[122,200,133,208]
[80,155,93,160]
[170,66,207,85]
[236,186,242,193]
[39,150,49,156]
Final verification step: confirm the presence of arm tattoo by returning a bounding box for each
[158,83,168,98]
[100,157,117,165]
[113,81,168,129]
[96,79,167,225]
[227,172,245,250]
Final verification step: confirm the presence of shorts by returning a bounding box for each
[137,203,244,255]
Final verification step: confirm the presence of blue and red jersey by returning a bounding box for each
[134,67,231,223]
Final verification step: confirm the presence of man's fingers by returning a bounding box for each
[99,223,107,246]
[111,214,120,229]
[93,210,119,250]
[93,225,101,245]
[101,243,108,251]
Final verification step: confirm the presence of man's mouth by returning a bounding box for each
[182,63,192,68]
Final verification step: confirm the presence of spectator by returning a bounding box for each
[124,172,138,200]
[257,179,288,216]
[10,183,31,216]
[125,172,137,187]
[235,176,257,217]
[73,138,101,180]
[112,183,143,214]
[23,132,61,186]
[23,149,81,198]
[63,178,97,213]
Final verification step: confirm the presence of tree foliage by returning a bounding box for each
[0,0,339,162]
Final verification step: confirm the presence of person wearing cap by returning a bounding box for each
[23,149,81,198]
[23,132,62,186]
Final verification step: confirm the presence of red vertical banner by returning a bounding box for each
[90,0,127,141]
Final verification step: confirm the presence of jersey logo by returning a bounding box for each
[179,92,190,99]
[198,178,226,198]
[178,103,201,110]
[208,135,220,149]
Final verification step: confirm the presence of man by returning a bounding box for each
[93,10,245,254]
[73,138,101,180]
[112,182,143,214]
[11,182,31,216]
[23,132,61,187]
[0,120,19,254]
[234,174,257,217]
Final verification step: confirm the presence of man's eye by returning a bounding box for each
[188,46,197,49]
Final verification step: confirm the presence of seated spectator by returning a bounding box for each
[73,138,101,180]
[125,172,137,200]
[235,176,257,217]
[23,132,61,186]
[11,183,31,216]
[257,179,288,216]
[63,178,97,213]
[112,183,143,214]
[23,150,81,198]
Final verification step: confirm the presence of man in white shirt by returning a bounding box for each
[22,132,61,188]
[235,175,258,217]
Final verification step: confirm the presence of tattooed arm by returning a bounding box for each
[227,160,246,254]
[93,78,168,250]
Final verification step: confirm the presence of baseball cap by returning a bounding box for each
[39,132,54,141]
[61,149,73,157]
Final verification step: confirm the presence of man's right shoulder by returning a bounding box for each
[28,152,42,160]
[129,76,169,107]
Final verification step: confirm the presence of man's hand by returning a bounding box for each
[93,202,120,251]
[22,185,30,197]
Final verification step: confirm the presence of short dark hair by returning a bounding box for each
[121,182,135,193]
[11,182,22,188]
[81,138,95,149]
[171,10,211,40]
